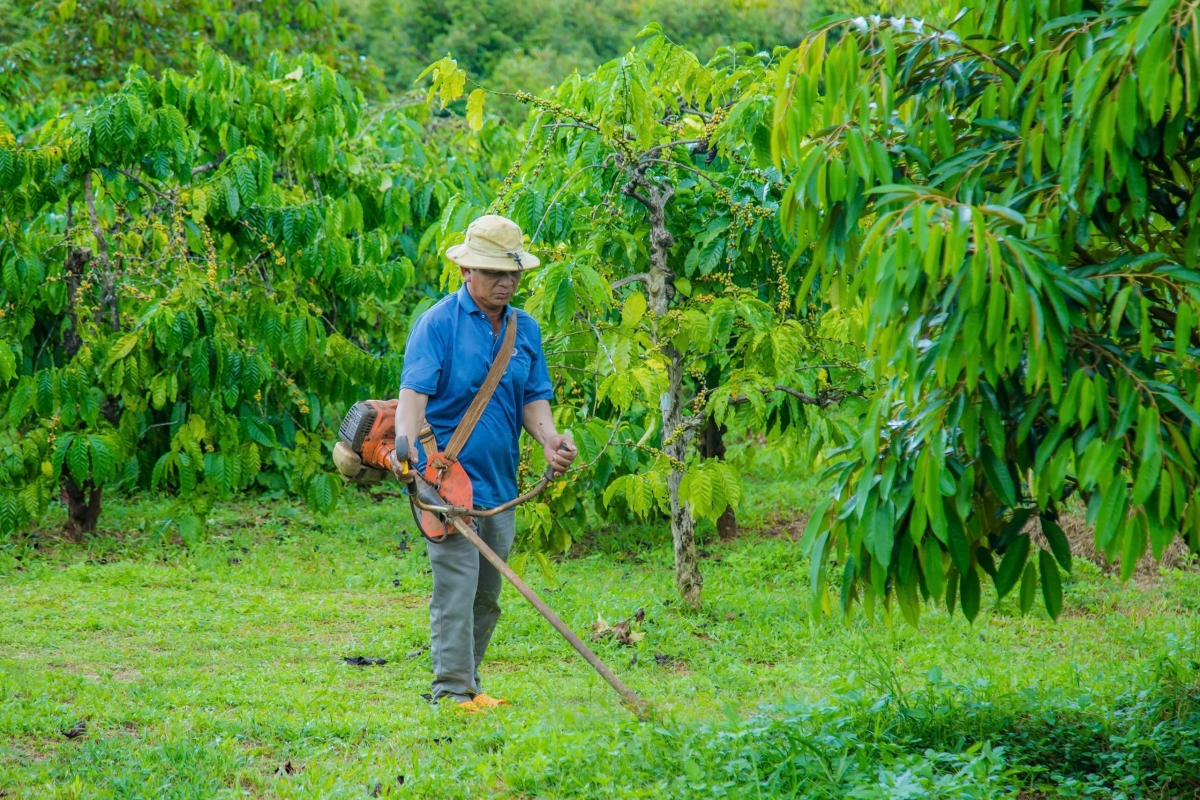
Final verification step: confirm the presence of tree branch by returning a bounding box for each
[728,385,853,409]
[118,169,173,201]
[612,273,650,290]
[83,172,120,332]
[191,157,224,177]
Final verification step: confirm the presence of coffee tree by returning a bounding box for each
[420,33,867,605]
[0,46,433,538]
[775,0,1200,624]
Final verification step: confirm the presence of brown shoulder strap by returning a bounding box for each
[418,424,437,460]
[434,309,518,465]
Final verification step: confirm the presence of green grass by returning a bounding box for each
[1,475,1198,798]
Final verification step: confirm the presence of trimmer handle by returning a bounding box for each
[393,435,415,485]
[542,441,574,481]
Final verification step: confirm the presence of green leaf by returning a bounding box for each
[1019,561,1038,615]
[243,416,277,448]
[960,564,981,623]
[1132,428,1163,507]
[1120,512,1148,583]
[945,501,971,574]
[0,339,15,383]
[466,89,486,132]
[88,435,115,484]
[1039,549,1063,620]
[922,535,945,601]
[1136,0,1175,49]
[872,501,895,569]
[809,530,830,616]
[800,497,832,555]
[106,332,140,365]
[621,292,647,328]
[67,435,89,481]
[980,449,1017,507]
[1094,482,1128,551]
[1176,304,1193,360]
[177,514,202,546]
[994,534,1030,599]
[1040,518,1072,573]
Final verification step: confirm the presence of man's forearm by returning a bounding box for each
[522,399,558,445]
[396,388,429,459]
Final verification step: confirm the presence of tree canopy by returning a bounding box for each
[3,0,1199,619]
[774,0,1200,624]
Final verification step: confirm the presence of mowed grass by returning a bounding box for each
[1,474,1198,798]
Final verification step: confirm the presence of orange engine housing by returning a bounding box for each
[421,454,473,539]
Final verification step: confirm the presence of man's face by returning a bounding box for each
[462,266,521,310]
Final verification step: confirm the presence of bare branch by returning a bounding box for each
[728,385,853,409]
[611,273,650,290]
[118,169,173,201]
[83,172,120,332]
[191,158,224,177]
[641,158,723,187]
[544,121,602,134]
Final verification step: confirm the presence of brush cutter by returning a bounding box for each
[391,434,648,717]
[336,306,646,715]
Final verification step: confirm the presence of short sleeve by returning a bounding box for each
[522,319,554,405]
[400,312,443,394]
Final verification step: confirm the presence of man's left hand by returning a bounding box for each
[543,434,577,477]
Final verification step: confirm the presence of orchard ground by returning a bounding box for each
[1,473,1198,799]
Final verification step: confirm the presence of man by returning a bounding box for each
[335,215,577,709]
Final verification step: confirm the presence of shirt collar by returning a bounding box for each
[456,285,508,318]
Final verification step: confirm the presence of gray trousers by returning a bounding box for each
[426,508,515,702]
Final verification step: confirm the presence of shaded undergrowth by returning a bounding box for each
[504,634,1200,798]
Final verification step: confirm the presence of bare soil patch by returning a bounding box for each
[1030,514,1197,582]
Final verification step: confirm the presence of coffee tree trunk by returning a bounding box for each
[62,473,102,540]
[623,169,703,607]
[700,416,737,540]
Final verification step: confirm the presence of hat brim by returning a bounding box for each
[445,243,541,271]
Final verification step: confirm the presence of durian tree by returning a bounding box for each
[774,0,1200,624]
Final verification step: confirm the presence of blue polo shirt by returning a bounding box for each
[400,286,554,508]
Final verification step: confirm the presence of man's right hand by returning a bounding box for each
[389,443,420,482]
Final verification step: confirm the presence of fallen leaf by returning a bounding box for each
[406,646,429,659]
[634,607,645,624]
[591,613,644,646]
[589,614,612,639]
[370,782,382,797]
[344,656,387,666]
[612,620,645,646]
[653,653,674,666]
[61,721,87,739]
[276,760,303,776]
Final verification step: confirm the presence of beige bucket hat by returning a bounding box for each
[445,214,541,272]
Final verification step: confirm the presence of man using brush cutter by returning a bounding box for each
[335,215,578,712]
